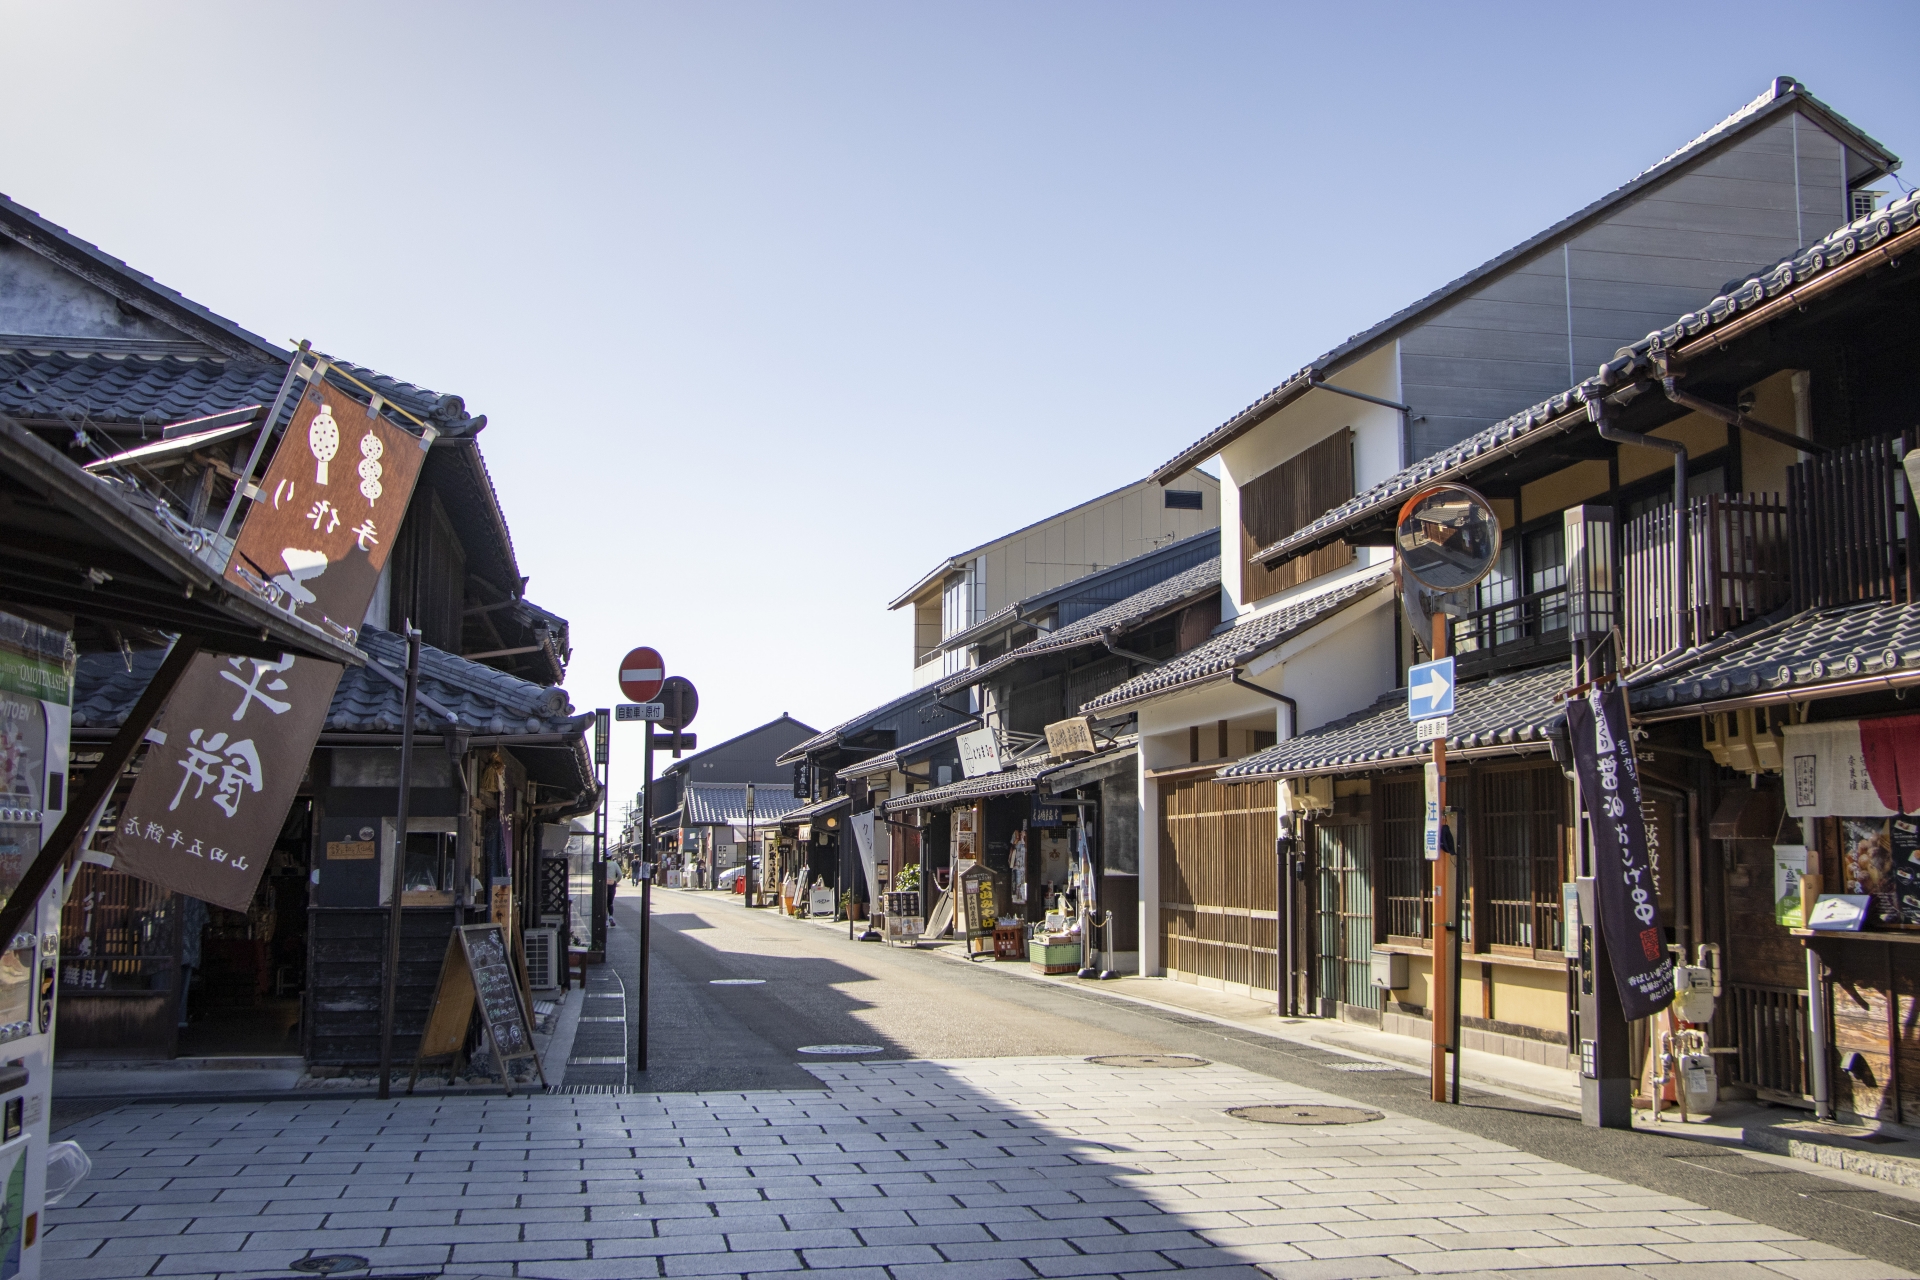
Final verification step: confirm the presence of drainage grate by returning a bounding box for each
[1087,1054,1210,1069]
[797,1044,884,1055]
[711,979,765,985]
[549,1083,626,1095]
[1228,1104,1383,1125]
[567,1056,627,1066]
[1329,1062,1403,1073]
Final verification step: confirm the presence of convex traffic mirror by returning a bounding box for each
[1394,484,1502,592]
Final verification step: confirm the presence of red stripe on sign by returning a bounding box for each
[621,668,663,681]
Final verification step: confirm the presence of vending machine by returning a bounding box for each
[0,610,79,1279]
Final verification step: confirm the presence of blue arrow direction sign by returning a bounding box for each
[1407,657,1456,720]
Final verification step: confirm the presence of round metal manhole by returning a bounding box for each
[710,979,765,985]
[288,1257,370,1276]
[797,1044,884,1055]
[1228,1104,1383,1125]
[1087,1054,1210,1069]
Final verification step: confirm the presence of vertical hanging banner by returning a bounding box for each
[110,371,430,911]
[1565,682,1674,1021]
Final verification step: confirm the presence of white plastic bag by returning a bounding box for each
[44,1141,90,1206]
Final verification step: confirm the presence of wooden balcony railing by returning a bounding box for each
[1623,494,1790,668]
[1788,433,1911,610]
[1449,585,1569,676]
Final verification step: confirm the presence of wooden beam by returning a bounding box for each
[0,634,202,950]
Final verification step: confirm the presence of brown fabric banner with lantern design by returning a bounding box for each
[110,372,429,910]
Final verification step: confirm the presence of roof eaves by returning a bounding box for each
[0,192,285,362]
[1149,78,1900,485]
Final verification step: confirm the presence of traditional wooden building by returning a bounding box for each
[0,190,593,1066]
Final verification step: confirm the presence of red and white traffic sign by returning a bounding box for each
[618,647,665,703]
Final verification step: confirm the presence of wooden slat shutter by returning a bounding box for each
[1239,428,1354,604]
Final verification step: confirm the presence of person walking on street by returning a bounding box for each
[606,858,620,926]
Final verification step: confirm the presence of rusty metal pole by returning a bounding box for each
[1430,612,1453,1103]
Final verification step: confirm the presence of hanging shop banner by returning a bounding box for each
[1782,721,1895,818]
[110,376,430,911]
[1565,682,1674,1021]
[850,809,880,905]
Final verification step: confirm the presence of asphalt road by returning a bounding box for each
[605,886,1920,1272]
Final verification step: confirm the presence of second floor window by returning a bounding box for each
[1239,428,1354,605]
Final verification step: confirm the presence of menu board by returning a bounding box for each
[1843,817,1899,924]
[1893,817,1920,925]
[410,923,545,1094]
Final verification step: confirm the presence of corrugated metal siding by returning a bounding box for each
[1399,111,1851,462]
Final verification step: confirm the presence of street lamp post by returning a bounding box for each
[744,783,756,908]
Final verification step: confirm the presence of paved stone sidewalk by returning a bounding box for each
[45,1055,1910,1280]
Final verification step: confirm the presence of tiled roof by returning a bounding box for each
[776,685,964,766]
[1257,186,1920,567]
[883,756,1062,814]
[836,723,969,781]
[1080,570,1391,716]
[1151,78,1899,484]
[0,350,285,430]
[1632,600,1920,718]
[681,783,806,828]
[938,558,1220,694]
[73,626,585,737]
[1217,662,1568,781]
[782,793,851,824]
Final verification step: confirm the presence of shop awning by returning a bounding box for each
[884,757,1059,813]
[1217,662,1566,782]
[1041,741,1138,793]
[836,723,970,781]
[1632,599,1920,722]
[781,793,851,825]
[0,413,363,666]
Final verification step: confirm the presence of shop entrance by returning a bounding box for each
[1156,777,1278,993]
[175,800,312,1057]
[1314,816,1380,1016]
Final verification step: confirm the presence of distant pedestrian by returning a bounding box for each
[607,859,620,926]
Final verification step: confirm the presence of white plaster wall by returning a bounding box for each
[1218,342,1404,621]
[1244,594,1396,737]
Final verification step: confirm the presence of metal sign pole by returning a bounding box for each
[1429,613,1452,1104]
[638,716,654,1075]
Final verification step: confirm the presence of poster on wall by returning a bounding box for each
[109,376,428,911]
[1842,817,1898,924]
[1774,844,1809,928]
[1893,817,1920,925]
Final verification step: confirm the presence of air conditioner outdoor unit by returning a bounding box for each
[524,927,559,992]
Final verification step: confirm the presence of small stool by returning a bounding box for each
[567,951,590,988]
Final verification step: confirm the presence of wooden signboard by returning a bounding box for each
[960,864,998,959]
[408,923,547,1095]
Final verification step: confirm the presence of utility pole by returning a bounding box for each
[377,624,422,1101]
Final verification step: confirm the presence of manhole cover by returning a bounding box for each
[1087,1054,1210,1069]
[288,1257,370,1276]
[710,979,765,985]
[797,1044,884,1055]
[1228,1104,1383,1125]
[1329,1062,1401,1072]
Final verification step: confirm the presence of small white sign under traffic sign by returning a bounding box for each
[1415,716,1449,743]
[616,702,664,722]
[1424,761,1443,861]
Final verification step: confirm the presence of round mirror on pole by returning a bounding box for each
[1394,483,1503,592]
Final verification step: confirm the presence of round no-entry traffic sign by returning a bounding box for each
[618,647,665,703]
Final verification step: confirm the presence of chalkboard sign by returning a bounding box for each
[409,923,547,1095]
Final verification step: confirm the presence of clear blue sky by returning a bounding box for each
[2,2,1914,814]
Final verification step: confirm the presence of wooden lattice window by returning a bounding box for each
[1239,428,1355,604]
[1476,764,1567,956]
[1378,774,1430,941]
